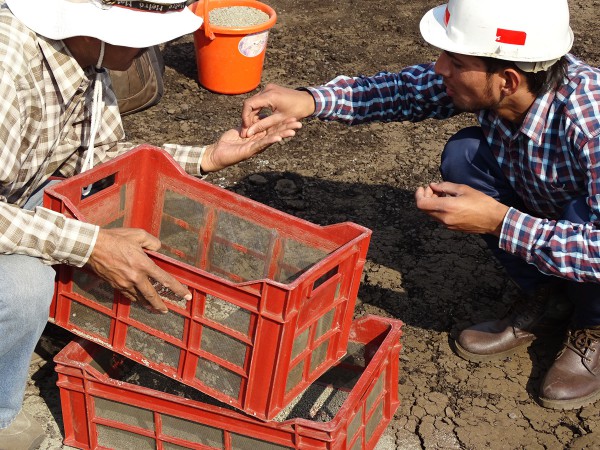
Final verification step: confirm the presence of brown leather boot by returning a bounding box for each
[454,284,572,362]
[539,326,600,410]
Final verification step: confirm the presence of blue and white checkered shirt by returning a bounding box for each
[307,54,600,283]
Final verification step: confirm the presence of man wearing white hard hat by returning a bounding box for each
[0,0,301,447]
[240,0,600,410]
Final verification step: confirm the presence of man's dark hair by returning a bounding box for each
[479,56,569,97]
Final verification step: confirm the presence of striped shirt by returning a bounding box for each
[307,54,600,283]
[0,4,205,267]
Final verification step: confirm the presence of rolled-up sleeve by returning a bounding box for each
[0,202,99,266]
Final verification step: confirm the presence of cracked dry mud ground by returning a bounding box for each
[29,0,600,448]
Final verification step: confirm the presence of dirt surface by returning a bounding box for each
[27,0,600,449]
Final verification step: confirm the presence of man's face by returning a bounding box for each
[434,51,504,112]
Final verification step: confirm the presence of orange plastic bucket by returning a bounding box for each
[189,0,277,94]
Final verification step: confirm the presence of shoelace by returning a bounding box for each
[564,328,600,362]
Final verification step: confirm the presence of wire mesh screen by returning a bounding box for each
[366,400,384,444]
[309,339,329,373]
[69,301,111,339]
[285,359,304,394]
[276,238,329,284]
[208,211,273,282]
[161,413,224,447]
[230,433,293,450]
[158,190,207,265]
[72,270,114,306]
[196,357,242,398]
[96,424,155,450]
[366,374,384,413]
[201,326,248,367]
[129,301,186,340]
[350,434,363,450]
[204,294,252,336]
[126,327,181,368]
[314,308,335,340]
[290,328,309,361]
[163,442,195,450]
[163,442,198,450]
[347,406,364,447]
[94,397,154,430]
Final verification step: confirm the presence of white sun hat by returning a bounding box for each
[5,0,203,48]
[419,0,573,64]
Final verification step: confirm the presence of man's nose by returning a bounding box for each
[434,51,450,77]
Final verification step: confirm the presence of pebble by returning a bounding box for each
[248,174,268,185]
[275,178,299,195]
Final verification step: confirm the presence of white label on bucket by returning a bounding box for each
[238,31,269,58]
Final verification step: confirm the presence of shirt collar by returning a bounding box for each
[37,36,91,101]
[484,86,563,146]
[517,90,556,145]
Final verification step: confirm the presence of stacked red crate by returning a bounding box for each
[54,315,403,450]
[44,145,372,420]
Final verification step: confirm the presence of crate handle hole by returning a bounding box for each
[81,174,116,199]
[313,266,339,291]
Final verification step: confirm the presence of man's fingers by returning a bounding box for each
[136,277,169,313]
[246,113,284,137]
[149,276,192,303]
[241,102,262,128]
[121,289,161,313]
[429,181,464,197]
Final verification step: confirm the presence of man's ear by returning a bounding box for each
[500,68,522,95]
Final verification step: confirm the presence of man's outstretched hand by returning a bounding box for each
[200,116,302,173]
[240,84,315,138]
[86,228,191,313]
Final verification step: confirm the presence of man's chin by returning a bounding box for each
[112,59,137,72]
[113,49,146,72]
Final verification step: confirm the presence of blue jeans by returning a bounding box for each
[0,182,59,428]
[440,126,600,328]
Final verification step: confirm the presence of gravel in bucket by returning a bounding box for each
[209,6,270,27]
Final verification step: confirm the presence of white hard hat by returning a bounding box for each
[419,0,574,63]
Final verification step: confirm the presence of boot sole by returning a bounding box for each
[539,389,600,410]
[453,338,535,363]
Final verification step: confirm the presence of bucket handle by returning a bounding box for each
[204,0,216,40]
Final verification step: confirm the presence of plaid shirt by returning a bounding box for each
[0,4,205,267]
[307,54,600,283]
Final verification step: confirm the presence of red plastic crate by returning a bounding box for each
[44,145,371,420]
[54,315,402,450]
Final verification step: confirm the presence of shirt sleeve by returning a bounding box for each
[306,63,457,125]
[161,143,207,177]
[0,202,99,266]
[0,66,101,266]
[499,135,600,283]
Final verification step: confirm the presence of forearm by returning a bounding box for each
[307,64,457,124]
[500,207,600,282]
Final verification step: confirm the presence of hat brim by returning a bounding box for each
[6,0,203,48]
[419,4,457,55]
